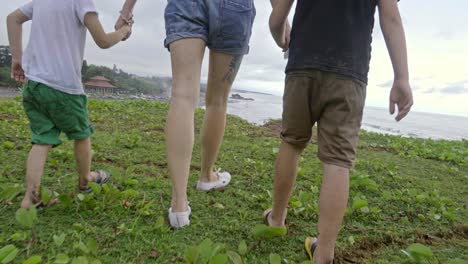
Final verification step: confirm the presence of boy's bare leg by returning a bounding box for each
[75,138,99,189]
[21,144,52,208]
[199,51,243,182]
[166,38,205,212]
[269,141,303,226]
[315,164,350,264]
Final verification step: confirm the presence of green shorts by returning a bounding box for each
[22,81,93,146]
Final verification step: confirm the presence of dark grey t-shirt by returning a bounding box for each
[286,0,379,84]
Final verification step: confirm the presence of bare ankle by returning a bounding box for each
[171,199,188,212]
[21,191,40,208]
[315,248,334,264]
[199,170,217,182]
[269,209,287,227]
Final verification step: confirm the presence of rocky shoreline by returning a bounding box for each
[0,87,21,98]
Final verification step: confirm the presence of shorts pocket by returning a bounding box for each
[219,0,255,47]
[49,100,79,133]
[165,0,200,34]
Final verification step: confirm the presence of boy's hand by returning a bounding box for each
[269,0,294,51]
[115,15,133,41]
[270,19,290,51]
[389,79,413,121]
[283,21,291,52]
[11,60,26,83]
[118,25,132,40]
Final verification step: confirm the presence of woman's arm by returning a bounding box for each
[115,0,137,40]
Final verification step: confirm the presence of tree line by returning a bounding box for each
[0,45,169,95]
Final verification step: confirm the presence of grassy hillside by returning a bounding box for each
[0,98,466,263]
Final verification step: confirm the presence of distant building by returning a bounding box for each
[84,76,116,95]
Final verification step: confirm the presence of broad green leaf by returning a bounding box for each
[406,243,433,259]
[22,256,41,264]
[209,254,228,264]
[226,251,242,264]
[360,207,370,213]
[443,211,456,221]
[72,223,84,232]
[15,207,37,228]
[71,257,88,264]
[88,183,101,195]
[198,239,215,262]
[89,260,102,264]
[352,200,368,210]
[58,194,73,208]
[75,242,90,255]
[54,254,70,264]
[252,224,287,239]
[87,239,98,256]
[0,245,19,264]
[10,232,27,241]
[184,246,199,263]
[212,203,225,209]
[2,141,14,149]
[53,233,66,247]
[121,189,138,198]
[40,186,52,205]
[269,253,281,264]
[77,194,85,201]
[238,240,247,256]
[211,243,225,258]
[125,179,139,186]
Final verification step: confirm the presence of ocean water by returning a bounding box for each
[226,92,468,140]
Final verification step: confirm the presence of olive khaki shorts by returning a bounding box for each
[281,70,366,168]
[23,81,93,146]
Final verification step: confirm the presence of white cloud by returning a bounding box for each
[1,0,467,116]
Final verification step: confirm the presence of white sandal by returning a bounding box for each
[168,205,191,228]
[196,169,231,191]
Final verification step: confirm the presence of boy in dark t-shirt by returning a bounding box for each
[264,0,413,263]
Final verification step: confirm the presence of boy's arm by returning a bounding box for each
[115,0,137,40]
[7,9,31,82]
[378,0,413,121]
[85,13,130,49]
[269,0,294,51]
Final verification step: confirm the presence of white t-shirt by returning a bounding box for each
[20,0,97,95]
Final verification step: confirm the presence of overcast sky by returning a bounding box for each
[1,0,467,116]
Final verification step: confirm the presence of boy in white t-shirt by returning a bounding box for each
[7,0,132,208]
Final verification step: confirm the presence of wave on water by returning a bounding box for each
[227,92,468,141]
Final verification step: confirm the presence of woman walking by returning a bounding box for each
[117,0,256,228]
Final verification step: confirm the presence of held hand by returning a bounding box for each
[119,25,132,40]
[114,16,133,41]
[11,61,26,83]
[272,23,290,51]
[389,79,413,121]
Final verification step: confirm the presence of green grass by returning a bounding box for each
[0,97,467,264]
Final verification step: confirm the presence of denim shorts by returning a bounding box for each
[164,0,256,55]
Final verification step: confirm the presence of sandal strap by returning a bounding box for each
[309,240,335,264]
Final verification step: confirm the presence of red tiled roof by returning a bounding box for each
[90,76,111,81]
[85,76,116,88]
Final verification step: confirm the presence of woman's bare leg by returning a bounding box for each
[199,51,243,182]
[166,38,206,212]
